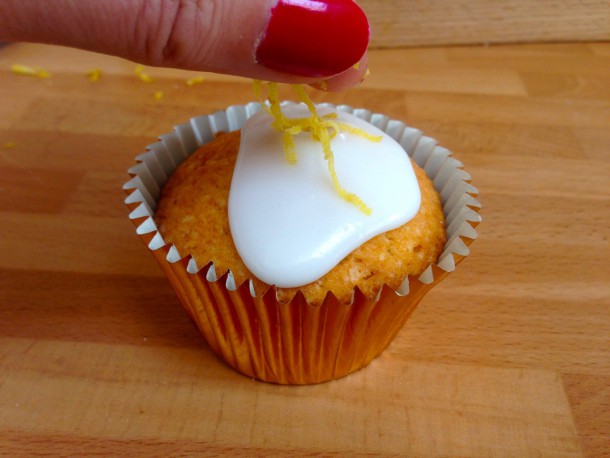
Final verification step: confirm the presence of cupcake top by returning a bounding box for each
[229,104,421,288]
[154,121,446,305]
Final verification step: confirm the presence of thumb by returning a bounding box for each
[0,0,370,88]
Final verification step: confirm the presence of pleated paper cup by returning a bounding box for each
[124,102,481,385]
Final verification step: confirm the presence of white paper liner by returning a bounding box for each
[124,102,481,383]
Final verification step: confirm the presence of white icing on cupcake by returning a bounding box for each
[228,104,421,288]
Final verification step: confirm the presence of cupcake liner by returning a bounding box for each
[124,102,481,384]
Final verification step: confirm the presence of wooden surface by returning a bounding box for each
[361,0,610,48]
[0,42,609,456]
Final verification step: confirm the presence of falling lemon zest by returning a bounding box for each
[254,81,381,215]
[85,68,102,82]
[11,64,51,78]
[185,75,205,86]
[135,65,154,83]
[353,62,360,70]
[153,91,164,101]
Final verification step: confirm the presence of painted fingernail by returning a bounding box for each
[255,0,370,78]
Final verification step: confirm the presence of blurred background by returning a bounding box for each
[360,0,609,48]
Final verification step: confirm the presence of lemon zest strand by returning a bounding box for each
[292,84,373,215]
[294,86,372,216]
[135,65,154,83]
[11,64,51,78]
[185,75,205,86]
[337,122,382,142]
[86,68,102,82]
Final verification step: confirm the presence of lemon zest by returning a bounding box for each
[11,64,51,78]
[336,122,382,142]
[153,91,164,101]
[253,80,298,164]
[86,68,102,82]
[135,65,154,83]
[185,75,205,86]
[254,81,382,215]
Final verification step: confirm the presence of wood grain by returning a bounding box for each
[1,42,609,456]
[360,0,610,47]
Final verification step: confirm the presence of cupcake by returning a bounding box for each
[124,100,480,385]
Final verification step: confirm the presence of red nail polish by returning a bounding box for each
[256,0,370,78]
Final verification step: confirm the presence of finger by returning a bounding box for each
[0,0,370,87]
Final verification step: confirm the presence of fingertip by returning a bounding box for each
[310,53,369,92]
[256,0,369,78]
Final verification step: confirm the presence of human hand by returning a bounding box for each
[0,0,370,91]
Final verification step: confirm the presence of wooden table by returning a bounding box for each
[1,42,608,457]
